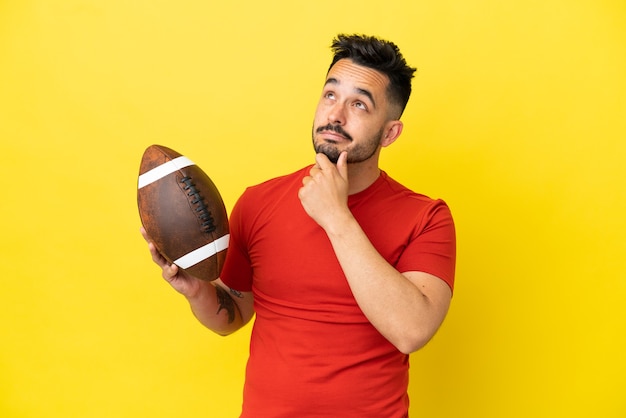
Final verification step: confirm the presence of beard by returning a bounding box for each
[312,123,383,164]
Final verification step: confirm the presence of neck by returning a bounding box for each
[347,162,381,195]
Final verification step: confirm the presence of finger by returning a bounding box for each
[309,166,321,178]
[147,242,166,264]
[313,154,322,170]
[146,240,171,271]
[140,226,150,242]
[315,152,333,170]
[162,263,180,281]
[336,151,349,180]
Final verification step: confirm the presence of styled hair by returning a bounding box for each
[328,34,416,117]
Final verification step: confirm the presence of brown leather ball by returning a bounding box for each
[138,145,229,281]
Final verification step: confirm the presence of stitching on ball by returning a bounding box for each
[180,176,217,234]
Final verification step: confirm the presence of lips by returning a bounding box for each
[320,130,348,142]
[316,124,352,141]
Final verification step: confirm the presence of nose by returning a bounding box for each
[327,102,346,125]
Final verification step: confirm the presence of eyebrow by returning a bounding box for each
[325,77,377,108]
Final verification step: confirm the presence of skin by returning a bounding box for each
[142,58,451,354]
[300,59,452,353]
[141,227,255,336]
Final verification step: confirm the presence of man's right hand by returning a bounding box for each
[140,227,207,299]
[140,226,255,335]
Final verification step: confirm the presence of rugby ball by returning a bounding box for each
[137,145,229,281]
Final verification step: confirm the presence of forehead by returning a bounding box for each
[325,59,389,99]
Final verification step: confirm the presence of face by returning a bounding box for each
[312,59,399,164]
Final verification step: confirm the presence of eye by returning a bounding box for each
[353,101,367,110]
[324,91,336,100]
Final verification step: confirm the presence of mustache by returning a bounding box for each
[316,124,353,141]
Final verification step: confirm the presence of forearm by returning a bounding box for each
[325,213,449,354]
[298,154,450,352]
[185,281,247,336]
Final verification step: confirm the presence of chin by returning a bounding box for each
[314,142,342,164]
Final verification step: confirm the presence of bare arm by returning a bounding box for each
[141,228,254,335]
[298,153,451,354]
[319,215,451,354]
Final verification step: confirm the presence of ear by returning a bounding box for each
[380,120,404,147]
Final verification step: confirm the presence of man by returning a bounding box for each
[142,34,456,417]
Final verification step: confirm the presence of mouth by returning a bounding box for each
[316,124,353,142]
[320,131,348,143]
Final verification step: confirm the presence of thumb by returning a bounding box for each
[336,151,348,180]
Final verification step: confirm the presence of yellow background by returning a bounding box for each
[1,1,624,417]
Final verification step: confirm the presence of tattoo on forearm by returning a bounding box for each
[215,286,236,324]
[230,288,243,298]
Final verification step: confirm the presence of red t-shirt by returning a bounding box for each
[220,167,456,417]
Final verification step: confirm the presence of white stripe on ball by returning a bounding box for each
[173,234,230,269]
[138,156,195,189]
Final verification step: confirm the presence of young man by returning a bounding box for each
[143,34,456,417]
